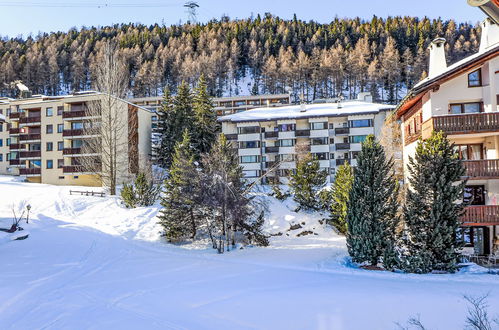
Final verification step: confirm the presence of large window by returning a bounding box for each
[239,141,260,149]
[46,142,53,151]
[238,126,260,134]
[279,139,295,147]
[454,144,483,160]
[449,102,482,114]
[46,159,53,169]
[278,123,295,132]
[240,155,259,163]
[313,153,329,160]
[243,170,260,178]
[72,122,84,130]
[310,122,327,130]
[349,119,373,128]
[46,124,53,134]
[311,137,328,145]
[46,107,53,117]
[468,69,482,87]
[350,135,368,144]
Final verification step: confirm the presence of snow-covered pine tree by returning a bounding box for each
[402,131,466,274]
[289,153,328,211]
[325,161,353,234]
[153,87,175,168]
[192,74,218,156]
[346,135,400,269]
[158,129,200,241]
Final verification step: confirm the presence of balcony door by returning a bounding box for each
[454,144,483,160]
[464,185,485,205]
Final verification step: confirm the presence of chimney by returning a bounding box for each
[300,103,307,112]
[428,38,447,78]
[479,18,499,52]
[357,92,373,103]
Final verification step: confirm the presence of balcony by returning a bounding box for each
[225,134,238,141]
[264,131,278,139]
[336,158,351,166]
[19,116,41,125]
[19,133,41,141]
[463,160,499,179]
[9,128,21,135]
[63,165,86,173]
[9,159,21,166]
[62,110,87,119]
[335,127,350,135]
[265,146,279,153]
[423,112,499,138]
[9,112,21,120]
[63,148,82,155]
[461,205,499,226]
[336,143,351,150]
[9,143,25,151]
[295,130,310,137]
[264,161,278,168]
[20,151,41,158]
[19,168,41,176]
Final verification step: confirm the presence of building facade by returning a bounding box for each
[220,95,393,183]
[396,18,499,256]
[0,92,153,186]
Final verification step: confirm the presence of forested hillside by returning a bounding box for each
[0,14,481,103]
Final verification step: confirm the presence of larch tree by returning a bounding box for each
[402,131,466,274]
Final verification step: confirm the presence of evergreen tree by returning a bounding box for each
[402,131,466,274]
[158,129,199,240]
[153,87,175,167]
[346,135,400,269]
[325,161,354,234]
[192,74,218,155]
[289,153,328,211]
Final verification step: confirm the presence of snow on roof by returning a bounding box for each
[219,101,395,123]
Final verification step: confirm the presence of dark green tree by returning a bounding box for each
[154,87,175,168]
[346,135,400,269]
[158,129,199,240]
[289,153,328,211]
[324,161,354,234]
[192,74,218,155]
[402,131,466,274]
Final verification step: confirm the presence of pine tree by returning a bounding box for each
[158,129,199,241]
[154,87,175,167]
[289,153,328,211]
[325,161,353,234]
[192,74,218,156]
[346,135,400,269]
[402,131,466,274]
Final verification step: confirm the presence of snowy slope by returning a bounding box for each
[1,176,499,329]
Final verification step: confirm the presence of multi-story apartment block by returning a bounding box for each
[0,91,153,186]
[396,18,499,256]
[219,94,394,183]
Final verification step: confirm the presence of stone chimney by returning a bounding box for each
[479,18,499,52]
[428,38,447,78]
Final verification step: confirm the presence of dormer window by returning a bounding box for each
[468,69,482,87]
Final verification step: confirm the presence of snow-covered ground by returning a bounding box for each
[1,175,498,330]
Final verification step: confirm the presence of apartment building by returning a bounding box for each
[0,91,153,186]
[219,94,394,183]
[396,18,499,255]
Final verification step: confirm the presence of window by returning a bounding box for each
[329,138,334,144]
[46,107,53,117]
[310,122,327,130]
[313,153,328,160]
[278,124,296,132]
[57,124,64,133]
[46,124,53,134]
[58,141,64,151]
[454,144,483,160]
[239,141,260,149]
[351,151,360,159]
[330,153,335,159]
[238,126,260,134]
[279,139,295,147]
[0,139,2,147]
[243,170,260,177]
[57,159,64,168]
[0,123,3,132]
[57,106,64,116]
[311,137,328,145]
[6,138,10,146]
[46,159,53,169]
[350,119,373,128]
[46,142,53,151]
[449,102,482,114]
[350,135,368,143]
[58,176,65,180]
[279,154,296,162]
[468,69,482,87]
[71,122,83,130]
[0,154,2,162]
[240,155,259,163]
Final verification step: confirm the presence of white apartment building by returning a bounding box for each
[219,94,394,183]
[0,91,153,186]
[396,17,499,255]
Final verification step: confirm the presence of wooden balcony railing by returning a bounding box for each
[463,160,499,179]
[19,134,41,141]
[63,148,82,155]
[9,128,21,134]
[62,110,88,119]
[19,168,41,176]
[429,112,499,136]
[336,143,351,150]
[63,165,86,173]
[19,151,41,158]
[335,127,350,135]
[19,116,41,124]
[9,143,25,150]
[461,205,499,226]
[9,159,21,166]
[63,129,84,137]
[295,129,310,137]
[9,112,21,119]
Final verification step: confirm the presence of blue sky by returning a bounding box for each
[0,0,486,38]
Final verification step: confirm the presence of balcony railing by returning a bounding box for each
[335,127,350,135]
[463,159,499,179]
[19,168,41,176]
[9,112,21,119]
[63,165,86,173]
[461,205,499,226]
[336,158,351,166]
[265,146,279,153]
[19,116,41,124]
[19,133,41,141]
[295,129,310,137]
[9,143,25,150]
[9,128,21,134]
[425,112,499,136]
[20,151,41,158]
[63,148,82,155]
[224,134,238,141]
[9,159,21,166]
[336,143,350,150]
[63,129,84,137]
[62,110,87,119]
[264,131,278,139]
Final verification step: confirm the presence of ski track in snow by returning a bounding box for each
[0,175,499,329]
